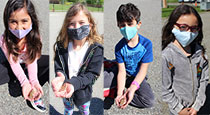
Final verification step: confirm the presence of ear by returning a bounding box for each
[137,21,142,29]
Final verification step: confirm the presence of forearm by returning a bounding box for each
[117,71,126,96]
[130,63,149,90]
[27,59,39,85]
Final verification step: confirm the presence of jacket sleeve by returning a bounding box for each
[27,58,39,86]
[54,47,68,79]
[1,38,29,87]
[162,54,183,113]
[64,46,103,91]
[192,54,209,111]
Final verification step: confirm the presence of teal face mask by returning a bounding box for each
[120,25,138,40]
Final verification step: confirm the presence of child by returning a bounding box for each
[51,3,103,115]
[113,3,154,109]
[0,0,48,112]
[162,5,209,115]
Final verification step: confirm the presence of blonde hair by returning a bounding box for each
[55,3,103,49]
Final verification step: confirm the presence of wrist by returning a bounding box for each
[117,89,124,96]
[131,81,140,90]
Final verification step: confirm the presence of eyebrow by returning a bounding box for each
[9,17,30,21]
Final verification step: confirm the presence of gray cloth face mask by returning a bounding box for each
[67,25,90,40]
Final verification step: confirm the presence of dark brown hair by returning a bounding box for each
[3,0,42,63]
[162,5,203,51]
[116,3,141,24]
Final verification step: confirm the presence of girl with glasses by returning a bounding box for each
[162,5,209,115]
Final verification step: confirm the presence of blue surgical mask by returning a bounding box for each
[120,25,138,40]
[172,28,198,47]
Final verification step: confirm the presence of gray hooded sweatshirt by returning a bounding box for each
[162,43,209,114]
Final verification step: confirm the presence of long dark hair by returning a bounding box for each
[162,5,203,51]
[3,0,42,63]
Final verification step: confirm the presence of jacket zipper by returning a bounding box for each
[56,44,65,74]
[78,45,98,74]
[189,58,195,106]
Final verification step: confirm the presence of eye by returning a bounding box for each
[79,21,85,25]
[69,22,75,26]
[179,25,187,29]
[118,23,125,28]
[127,22,133,26]
[22,19,28,22]
[191,26,200,32]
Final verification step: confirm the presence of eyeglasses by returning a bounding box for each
[175,23,200,32]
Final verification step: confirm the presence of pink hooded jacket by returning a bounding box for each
[0,35,39,87]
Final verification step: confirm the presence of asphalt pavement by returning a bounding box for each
[104,0,164,115]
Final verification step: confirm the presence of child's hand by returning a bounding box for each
[51,75,65,97]
[178,108,191,115]
[33,83,43,100]
[189,108,197,115]
[22,82,33,101]
[120,87,135,109]
[60,83,74,98]
[115,94,124,108]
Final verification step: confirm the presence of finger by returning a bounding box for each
[57,72,65,78]
[65,91,73,98]
[115,97,122,107]
[55,91,66,97]
[39,87,44,95]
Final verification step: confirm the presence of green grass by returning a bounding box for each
[49,4,103,12]
[167,0,179,3]
[162,5,205,17]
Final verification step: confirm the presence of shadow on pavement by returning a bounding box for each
[198,83,210,114]
[50,104,62,115]
[50,98,103,115]
[89,97,104,114]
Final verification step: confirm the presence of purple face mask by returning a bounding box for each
[9,24,32,39]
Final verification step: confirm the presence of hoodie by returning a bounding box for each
[162,42,209,114]
[54,41,103,106]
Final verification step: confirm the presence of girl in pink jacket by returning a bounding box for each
[0,0,48,112]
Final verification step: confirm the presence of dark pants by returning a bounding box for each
[0,48,49,86]
[126,77,154,108]
[104,68,154,108]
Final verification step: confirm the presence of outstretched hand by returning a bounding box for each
[22,82,33,101]
[51,72,65,97]
[119,87,135,109]
[51,72,74,98]
[33,83,43,100]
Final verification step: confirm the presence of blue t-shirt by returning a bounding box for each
[115,34,153,76]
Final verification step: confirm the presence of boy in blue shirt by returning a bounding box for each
[114,3,154,109]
